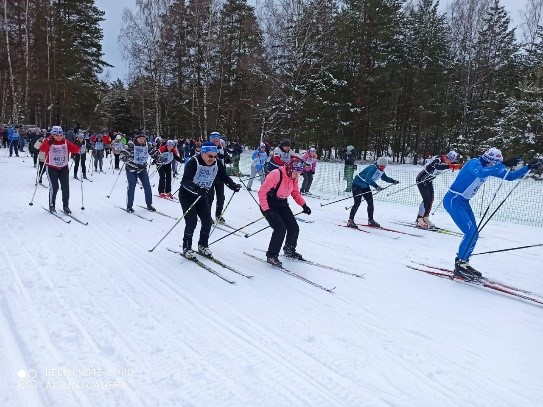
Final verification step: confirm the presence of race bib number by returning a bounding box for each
[133,145,148,165]
[48,143,68,167]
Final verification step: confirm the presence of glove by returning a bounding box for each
[230,183,241,192]
[260,207,272,219]
[528,159,542,171]
[392,180,400,185]
[302,204,311,215]
[503,156,522,168]
[197,187,208,197]
[309,171,315,175]
[48,137,54,145]
[374,186,383,192]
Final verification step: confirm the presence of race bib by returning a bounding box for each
[133,145,148,165]
[48,143,68,167]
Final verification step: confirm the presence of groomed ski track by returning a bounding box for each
[1,159,542,406]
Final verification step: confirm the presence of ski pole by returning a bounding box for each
[209,215,265,245]
[106,163,125,198]
[244,211,305,238]
[148,195,201,252]
[80,169,85,210]
[237,176,260,206]
[431,197,444,215]
[29,164,47,206]
[322,184,393,207]
[210,191,237,237]
[237,173,265,183]
[385,171,450,197]
[478,172,529,233]
[471,243,543,256]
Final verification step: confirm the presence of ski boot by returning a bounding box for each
[422,216,436,229]
[267,255,282,267]
[183,248,197,260]
[126,206,135,213]
[416,215,428,229]
[215,215,226,224]
[63,206,72,214]
[346,219,358,229]
[284,246,304,260]
[198,245,212,257]
[147,205,157,212]
[368,219,381,228]
[49,205,56,213]
[454,258,482,281]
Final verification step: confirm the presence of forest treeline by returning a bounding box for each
[2,0,543,161]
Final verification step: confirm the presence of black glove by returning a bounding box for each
[197,187,208,197]
[393,180,400,185]
[230,183,241,192]
[309,171,315,175]
[302,204,311,215]
[48,137,54,145]
[374,186,383,192]
[502,156,522,168]
[260,208,271,219]
[528,159,542,170]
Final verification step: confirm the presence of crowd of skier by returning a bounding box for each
[4,123,542,282]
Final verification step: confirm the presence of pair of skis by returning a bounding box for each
[392,221,463,237]
[42,207,88,225]
[340,223,422,238]
[167,247,253,283]
[407,262,543,306]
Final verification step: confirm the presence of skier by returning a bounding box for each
[111,134,124,170]
[258,157,311,266]
[180,141,240,259]
[119,131,157,213]
[300,147,318,194]
[157,139,183,198]
[92,134,105,172]
[207,132,232,224]
[8,126,20,157]
[72,132,88,180]
[443,148,538,280]
[415,150,457,229]
[246,143,268,191]
[33,135,46,184]
[266,139,294,174]
[346,157,399,228]
[343,145,357,192]
[39,126,81,213]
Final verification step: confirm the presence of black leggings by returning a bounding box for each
[158,163,172,193]
[73,153,87,177]
[207,181,225,217]
[179,191,213,250]
[417,181,434,217]
[47,166,70,208]
[264,204,299,257]
[349,185,374,221]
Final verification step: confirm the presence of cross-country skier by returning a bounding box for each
[207,132,232,224]
[246,143,268,191]
[180,141,241,259]
[266,139,294,174]
[443,148,539,280]
[347,157,399,228]
[39,126,81,213]
[157,139,183,198]
[258,157,311,266]
[415,150,457,229]
[119,131,157,213]
[300,147,318,194]
[72,132,88,180]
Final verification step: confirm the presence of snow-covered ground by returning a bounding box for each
[1,151,542,407]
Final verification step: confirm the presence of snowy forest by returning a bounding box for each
[1,0,543,161]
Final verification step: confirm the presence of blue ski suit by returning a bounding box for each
[443,158,528,261]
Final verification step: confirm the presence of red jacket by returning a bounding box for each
[39,137,80,169]
[258,166,306,211]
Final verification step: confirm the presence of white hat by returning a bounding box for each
[259,142,266,147]
[481,148,503,164]
[446,150,458,162]
[376,157,388,166]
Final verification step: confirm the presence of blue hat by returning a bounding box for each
[209,132,221,140]
[201,141,218,153]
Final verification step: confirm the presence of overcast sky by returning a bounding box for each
[96,0,529,83]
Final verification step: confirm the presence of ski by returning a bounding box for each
[63,212,89,225]
[167,248,236,284]
[295,216,314,224]
[83,177,93,182]
[412,262,543,299]
[392,221,463,237]
[154,194,179,203]
[357,224,423,237]
[115,206,153,222]
[406,265,543,306]
[42,207,71,223]
[137,205,177,220]
[243,252,335,292]
[339,224,399,239]
[254,249,364,278]
[197,251,254,279]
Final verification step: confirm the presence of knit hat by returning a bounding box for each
[376,157,388,166]
[201,141,218,153]
[446,150,458,162]
[285,157,304,177]
[259,142,266,147]
[166,139,176,147]
[51,125,64,135]
[481,148,503,165]
[209,132,221,140]
[115,134,122,140]
[310,147,316,153]
[346,145,354,152]
[280,139,291,148]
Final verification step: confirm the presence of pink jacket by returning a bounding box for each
[301,151,317,172]
[258,167,306,211]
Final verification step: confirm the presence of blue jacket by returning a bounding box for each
[251,149,268,171]
[447,158,529,200]
[353,163,396,189]
[8,128,20,142]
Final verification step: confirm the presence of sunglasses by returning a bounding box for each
[206,154,217,159]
